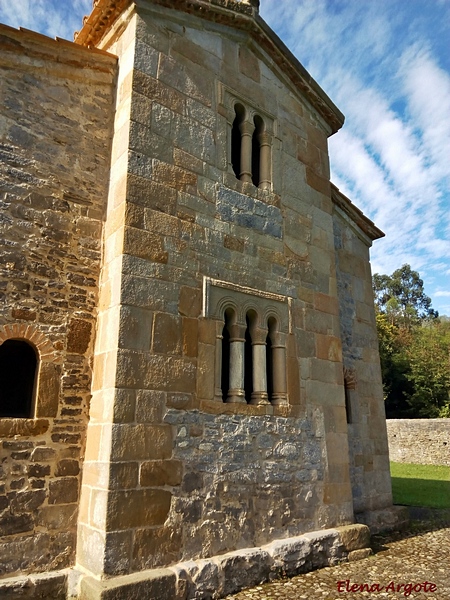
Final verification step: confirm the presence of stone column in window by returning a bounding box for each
[258,131,272,190]
[239,119,255,183]
[250,326,270,405]
[226,323,246,403]
[214,321,223,402]
[271,331,288,405]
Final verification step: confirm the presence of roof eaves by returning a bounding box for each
[74,0,132,47]
[331,183,385,242]
[75,0,344,133]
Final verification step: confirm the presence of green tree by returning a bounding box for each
[373,264,448,418]
[376,313,413,417]
[373,264,438,329]
[404,322,450,417]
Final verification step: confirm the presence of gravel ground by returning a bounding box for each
[224,509,450,600]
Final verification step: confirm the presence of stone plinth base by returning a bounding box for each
[355,505,410,534]
[0,570,67,598]
[76,524,370,600]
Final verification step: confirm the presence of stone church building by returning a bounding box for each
[0,0,406,597]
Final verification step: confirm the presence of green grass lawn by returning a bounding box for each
[390,462,450,509]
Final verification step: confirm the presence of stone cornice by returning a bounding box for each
[331,183,385,242]
[74,0,132,47]
[74,0,345,134]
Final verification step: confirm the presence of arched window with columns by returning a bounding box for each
[206,277,291,408]
[216,307,288,406]
[220,86,276,191]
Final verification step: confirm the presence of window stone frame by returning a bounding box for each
[203,277,291,408]
[0,323,61,436]
[218,82,278,192]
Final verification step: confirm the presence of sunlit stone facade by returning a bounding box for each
[0,1,406,597]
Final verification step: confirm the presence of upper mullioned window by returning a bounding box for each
[219,83,276,191]
[231,103,271,189]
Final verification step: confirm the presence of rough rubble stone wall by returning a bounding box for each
[333,209,392,514]
[0,27,116,577]
[164,411,325,566]
[387,419,450,466]
[76,4,354,578]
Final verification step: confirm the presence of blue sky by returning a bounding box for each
[1,0,449,314]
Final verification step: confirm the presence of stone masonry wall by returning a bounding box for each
[333,204,392,515]
[162,410,325,567]
[0,27,116,577]
[76,3,354,578]
[387,419,450,466]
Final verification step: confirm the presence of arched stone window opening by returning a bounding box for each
[251,114,264,187]
[231,103,245,179]
[221,87,275,190]
[0,339,37,418]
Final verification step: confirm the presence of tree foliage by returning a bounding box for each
[373,264,438,328]
[405,323,450,417]
[373,264,449,418]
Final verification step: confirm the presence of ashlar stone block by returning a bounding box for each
[264,535,311,576]
[123,226,168,264]
[215,548,271,596]
[79,569,176,600]
[140,460,183,487]
[337,524,370,552]
[302,528,341,568]
[152,313,182,355]
[35,362,61,418]
[179,286,202,317]
[132,526,182,571]
[106,488,172,530]
[110,423,173,461]
[118,305,153,351]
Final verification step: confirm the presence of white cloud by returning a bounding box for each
[0,0,91,40]
[276,1,450,317]
[399,44,450,183]
[1,0,448,311]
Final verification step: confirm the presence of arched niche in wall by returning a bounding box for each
[0,323,61,423]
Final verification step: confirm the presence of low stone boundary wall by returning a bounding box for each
[387,419,450,466]
[78,524,370,599]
